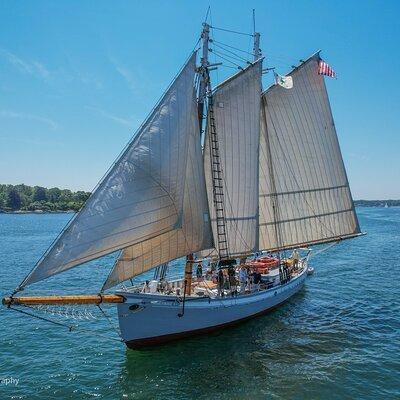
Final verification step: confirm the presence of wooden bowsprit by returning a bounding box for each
[2,294,125,306]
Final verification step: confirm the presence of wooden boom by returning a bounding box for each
[2,294,125,306]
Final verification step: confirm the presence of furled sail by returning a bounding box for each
[20,53,201,288]
[258,53,360,251]
[103,105,213,289]
[202,61,262,258]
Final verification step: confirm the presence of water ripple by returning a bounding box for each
[0,208,399,399]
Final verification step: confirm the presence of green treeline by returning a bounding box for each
[0,184,90,212]
[0,183,399,213]
[354,200,400,207]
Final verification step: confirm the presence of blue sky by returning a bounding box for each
[0,0,399,199]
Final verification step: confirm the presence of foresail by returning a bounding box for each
[21,53,199,288]
[202,61,262,258]
[103,108,213,289]
[259,53,360,252]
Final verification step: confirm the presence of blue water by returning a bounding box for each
[0,208,399,399]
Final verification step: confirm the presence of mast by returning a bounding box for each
[253,33,261,61]
[200,23,230,262]
[197,22,210,129]
[184,22,211,296]
[252,9,261,61]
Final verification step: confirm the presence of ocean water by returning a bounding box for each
[0,207,399,399]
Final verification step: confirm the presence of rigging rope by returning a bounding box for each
[212,40,255,57]
[210,48,248,66]
[210,50,243,70]
[211,42,251,64]
[309,241,339,258]
[210,25,253,37]
[218,64,241,70]
[8,303,124,343]
[9,305,74,330]
[97,304,123,339]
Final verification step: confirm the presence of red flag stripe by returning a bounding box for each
[318,60,336,78]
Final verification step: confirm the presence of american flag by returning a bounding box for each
[318,60,336,78]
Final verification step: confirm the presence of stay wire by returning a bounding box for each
[97,303,123,339]
[8,305,123,343]
[219,64,241,70]
[210,47,249,65]
[204,6,211,23]
[309,241,339,258]
[210,50,243,69]
[212,40,255,57]
[210,25,253,37]
[9,305,73,330]
[212,42,251,64]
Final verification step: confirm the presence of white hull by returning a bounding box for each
[116,266,308,349]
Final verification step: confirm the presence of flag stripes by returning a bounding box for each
[318,60,336,78]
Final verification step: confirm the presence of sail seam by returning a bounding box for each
[259,185,349,197]
[259,208,354,226]
[260,232,363,253]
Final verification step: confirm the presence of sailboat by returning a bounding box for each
[3,21,362,349]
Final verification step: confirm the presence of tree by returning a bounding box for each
[0,183,91,211]
[6,188,21,210]
[73,191,90,202]
[59,189,72,203]
[47,187,61,202]
[32,186,47,202]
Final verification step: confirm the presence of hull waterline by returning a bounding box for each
[116,266,308,349]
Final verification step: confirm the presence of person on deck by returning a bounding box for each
[247,268,254,291]
[253,271,262,291]
[196,262,203,282]
[292,249,300,269]
[142,280,150,293]
[217,269,224,297]
[239,266,247,294]
[228,267,237,296]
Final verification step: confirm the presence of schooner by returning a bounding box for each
[3,20,362,349]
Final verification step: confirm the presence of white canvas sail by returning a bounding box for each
[259,53,360,251]
[103,107,213,289]
[202,61,262,257]
[21,53,200,288]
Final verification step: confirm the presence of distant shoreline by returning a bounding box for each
[354,200,400,207]
[1,182,399,213]
[1,203,399,215]
[0,184,90,213]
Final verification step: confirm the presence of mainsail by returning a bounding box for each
[20,53,204,288]
[258,53,360,251]
[202,60,262,258]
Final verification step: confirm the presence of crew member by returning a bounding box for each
[228,267,237,296]
[253,270,262,291]
[239,266,247,294]
[292,249,300,269]
[217,269,224,297]
[142,280,150,293]
[196,262,203,282]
